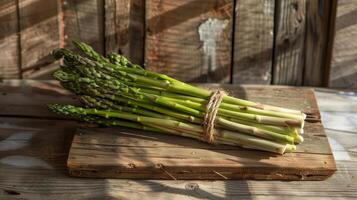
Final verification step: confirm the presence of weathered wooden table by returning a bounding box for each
[0,80,356,199]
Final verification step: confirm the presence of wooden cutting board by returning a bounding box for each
[67,85,336,180]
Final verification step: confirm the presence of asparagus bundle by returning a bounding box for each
[48,41,306,154]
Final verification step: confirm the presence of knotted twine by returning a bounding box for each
[202,90,226,143]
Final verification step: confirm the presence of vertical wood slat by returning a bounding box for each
[59,0,105,54]
[129,0,145,65]
[145,0,233,83]
[19,0,59,79]
[0,0,20,79]
[232,0,275,84]
[272,0,306,85]
[322,0,337,87]
[104,0,130,55]
[104,0,145,65]
[328,0,357,88]
[303,0,333,86]
[0,0,339,85]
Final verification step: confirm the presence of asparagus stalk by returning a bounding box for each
[80,95,169,119]
[54,68,304,128]
[52,46,304,116]
[79,87,295,144]
[48,42,306,154]
[74,109,297,154]
[49,104,295,154]
[53,69,302,144]
[75,115,160,132]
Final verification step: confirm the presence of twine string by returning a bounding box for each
[202,90,226,143]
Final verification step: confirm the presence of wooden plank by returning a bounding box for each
[67,87,335,180]
[232,0,274,84]
[314,88,357,112]
[0,80,78,118]
[19,0,59,79]
[128,0,145,65]
[272,0,306,85]
[322,0,337,87]
[0,117,77,169]
[68,124,335,180]
[104,0,130,54]
[303,0,334,86]
[315,88,357,138]
[145,0,233,83]
[329,0,357,88]
[59,0,104,53]
[0,85,356,199]
[0,0,20,79]
[104,0,144,64]
[1,161,356,199]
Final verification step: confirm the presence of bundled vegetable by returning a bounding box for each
[48,41,306,154]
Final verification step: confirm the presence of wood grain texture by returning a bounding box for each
[0,0,20,79]
[303,0,332,86]
[330,0,357,88]
[322,0,337,87]
[128,0,145,65]
[233,0,274,84]
[145,0,233,83]
[19,0,59,79]
[67,87,335,180]
[104,0,130,55]
[59,0,104,53]
[68,123,334,181]
[104,0,144,64]
[0,80,355,199]
[0,80,77,118]
[272,0,306,85]
[1,162,356,199]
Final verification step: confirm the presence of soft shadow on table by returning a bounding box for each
[124,180,252,200]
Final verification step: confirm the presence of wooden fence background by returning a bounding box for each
[1,0,354,88]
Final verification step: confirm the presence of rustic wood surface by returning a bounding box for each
[272,0,305,85]
[0,80,77,118]
[330,0,357,88]
[59,0,104,53]
[105,0,145,64]
[0,0,345,88]
[233,0,274,84]
[19,0,59,79]
[303,0,336,87]
[104,0,128,54]
[145,0,233,83]
[0,0,20,79]
[68,123,334,180]
[1,80,356,199]
[67,83,334,180]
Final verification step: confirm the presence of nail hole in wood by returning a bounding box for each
[4,189,20,195]
[185,183,199,191]
[291,2,299,11]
